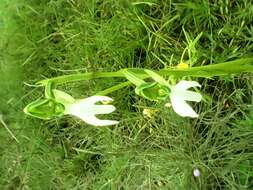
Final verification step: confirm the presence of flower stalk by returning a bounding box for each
[24,58,253,124]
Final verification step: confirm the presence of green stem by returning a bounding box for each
[36,58,253,96]
[96,81,131,96]
[38,58,253,86]
[37,70,124,86]
[160,57,253,77]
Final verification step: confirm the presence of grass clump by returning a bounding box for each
[0,0,253,189]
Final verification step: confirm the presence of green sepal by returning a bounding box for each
[45,80,55,99]
[123,69,145,86]
[135,82,170,101]
[52,89,75,105]
[24,98,65,120]
[144,69,169,86]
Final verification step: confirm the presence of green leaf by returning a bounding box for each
[238,160,253,186]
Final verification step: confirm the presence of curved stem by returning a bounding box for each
[37,70,124,86]
[37,58,253,87]
[96,81,132,96]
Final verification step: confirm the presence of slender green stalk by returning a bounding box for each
[0,115,20,144]
[159,57,253,78]
[96,81,131,96]
[37,58,253,88]
[37,71,124,86]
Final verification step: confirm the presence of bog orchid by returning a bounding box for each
[169,80,202,118]
[52,90,119,126]
[24,89,119,126]
[143,70,202,118]
[23,56,252,125]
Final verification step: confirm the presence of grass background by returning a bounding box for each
[0,0,253,189]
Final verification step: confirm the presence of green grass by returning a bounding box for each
[1,0,253,189]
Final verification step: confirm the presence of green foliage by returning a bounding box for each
[1,0,253,190]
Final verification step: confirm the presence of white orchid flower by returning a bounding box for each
[169,80,202,118]
[53,90,119,126]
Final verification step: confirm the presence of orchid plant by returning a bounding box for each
[24,57,253,126]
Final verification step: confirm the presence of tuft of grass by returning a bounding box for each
[0,0,253,189]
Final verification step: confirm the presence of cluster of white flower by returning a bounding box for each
[64,80,202,126]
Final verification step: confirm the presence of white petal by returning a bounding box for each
[170,96,199,118]
[91,105,116,114]
[64,98,116,115]
[175,91,202,102]
[82,96,113,104]
[75,114,119,126]
[64,95,118,126]
[64,100,87,115]
[175,80,201,91]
